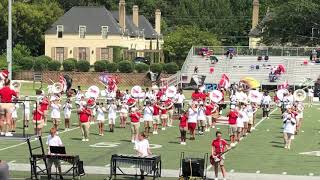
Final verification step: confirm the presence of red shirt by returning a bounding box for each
[153,105,160,115]
[212,138,228,155]
[191,92,200,101]
[40,98,49,111]
[33,109,43,121]
[179,115,188,127]
[161,109,167,114]
[79,108,92,123]
[130,112,141,123]
[0,86,17,103]
[205,104,214,116]
[165,99,173,110]
[200,93,207,101]
[227,110,238,125]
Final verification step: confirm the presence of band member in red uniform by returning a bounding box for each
[205,101,215,132]
[179,110,188,145]
[191,89,201,102]
[152,101,160,135]
[78,104,92,142]
[159,102,168,130]
[211,131,230,180]
[227,107,239,146]
[40,96,49,126]
[129,108,141,143]
[165,98,174,127]
[33,105,44,136]
[0,79,18,137]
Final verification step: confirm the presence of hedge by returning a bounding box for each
[117,60,133,73]
[76,60,90,72]
[20,57,34,70]
[48,61,61,71]
[33,56,51,71]
[163,62,179,74]
[63,58,77,71]
[150,63,163,73]
[134,63,149,73]
[106,62,118,73]
[94,60,108,72]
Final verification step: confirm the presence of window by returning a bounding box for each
[101,48,109,60]
[101,26,109,38]
[78,47,87,60]
[79,26,86,38]
[57,25,63,38]
[55,47,64,61]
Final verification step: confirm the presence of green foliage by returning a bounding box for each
[134,63,149,73]
[62,58,77,71]
[150,63,163,73]
[163,62,179,74]
[19,57,34,70]
[106,62,118,73]
[76,60,90,72]
[48,61,61,71]
[12,44,31,64]
[117,60,133,73]
[112,46,124,62]
[0,55,8,70]
[163,26,221,65]
[34,56,51,71]
[94,60,108,72]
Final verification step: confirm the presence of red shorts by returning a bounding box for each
[188,123,197,131]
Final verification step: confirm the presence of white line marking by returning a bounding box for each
[8,160,16,164]
[282,172,287,175]
[0,126,80,152]
[105,164,110,167]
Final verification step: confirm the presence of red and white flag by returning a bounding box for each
[59,75,67,92]
[218,74,230,89]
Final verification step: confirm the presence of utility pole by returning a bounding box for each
[7,0,12,80]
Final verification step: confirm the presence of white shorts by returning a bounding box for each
[153,115,160,124]
[64,113,71,119]
[108,118,115,124]
[198,116,206,121]
[144,117,153,122]
[206,116,212,125]
[97,118,105,122]
[25,113,30,120]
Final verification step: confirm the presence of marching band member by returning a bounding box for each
[211,131,229,180]
[78,103,92,141]
[205,100,216,132]
[143,101,154,136]
[197,101,206,135]
[11,103,19,132]
[96,102,106,136]
[75,88,84,108]
[123,89,130,102]
[282,106,296,149]
[134,132,152,179]
[33,104,44,136]
[0,79,18,137]
[46,127,64,179]
[175,89,185,114]
[246,102,254,133]
[129,107,141,143]
[63,98,72,131]
[280,93,290,114]
[179,110,188,145]
[40,96,49,126]
[152,101,160,135]
[230,93,237,110]
[188,102,198,140]
[165,98,174,127]
[248,102,258,132]
[159,102,168,130]
[261,91,271,119]
[236,104,246,141]
[287,90,294,105]
[50,97,61,132]
[307,87,314,107]
[107,100,117,132]
[119,101,129,128]
[87,98,96,125]
[227,106,238,147]
[295,101,304,134]
[24,96,30,128]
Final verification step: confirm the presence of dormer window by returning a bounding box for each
[57,25,63,38]
[79,25,86,38]
[101,26,108,39]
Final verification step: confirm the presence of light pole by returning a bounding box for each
[7,0,12,80]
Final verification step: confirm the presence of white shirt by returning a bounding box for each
[287,95,294,104]
[106,91,116,100]
[197,106,206,119]
[261,95,271,105]
[50,103,61,119]
[120,104,129,114]
[175,94,185,104]
[143,106,154,120]
[145,91,154,100]
[237,109,247,127]
[134,139,150,157]
[46,135,63,154]
[283,113,296,134]
[96,107,106,121]
[63,103,72,115]
[188,108,198,123]
[308,88,314,97]
[24,101,30,111]
[108,104,117,116]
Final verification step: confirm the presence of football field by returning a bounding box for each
[1,95,320,179]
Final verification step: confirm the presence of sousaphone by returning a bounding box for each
[293,89,307,102]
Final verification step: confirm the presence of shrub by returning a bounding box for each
[33,56,51,71]
[163,62,179,74]
[150,63,163,73]
[62,58,77,71]
[19,57,34,70]
[106,62,118,73]
[134,63,149,73]
[48,61,61,71]
[117,60,133,73]
[76,60,90,72]
[94,60,108,72]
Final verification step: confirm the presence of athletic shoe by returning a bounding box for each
[251,127,255,130]
[161,127,166,130]
[34,137,39,140]
[180,142,184,145]
[90,122,94,125]
[0,132,5,136]
[131,140,135,143]
[211,126,215,129]
[5,132,13,137]
[214,178,219,180]
[44,123,47,126]
[230,143,236,147]
[85,139,89,142]
[82,138,86,142]
[291,135,295,140]
[168,124,172,127]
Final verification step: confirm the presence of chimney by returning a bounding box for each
[252,0,259,29]
[119,0,126,32]
[155,9,161,35]
[132,5,139,27]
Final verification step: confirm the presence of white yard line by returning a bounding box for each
[207,108,278,171]
[0,125,81,152]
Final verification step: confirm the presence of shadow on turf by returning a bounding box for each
[70,137,83,141]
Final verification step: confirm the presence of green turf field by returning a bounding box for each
[1,82,320,179]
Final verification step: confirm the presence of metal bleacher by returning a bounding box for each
[161,46,320,87]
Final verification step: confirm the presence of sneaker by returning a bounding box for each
[180,142,184,145]
[5,132,13,137]
[251,127,255,130]
[0,132,5,136]
[212,126,215,129]
[161,127,166,130]
[44,123,47,126]
[154,131,158,135]
[230,143,236,147]
[183,142,187,145]
[82,138,86,142]
[214,178,219,180]
[168,124,172,127]
[85,139,89,142]
[291,135,295,140]
[90,122,94,125]
[34,137,39,140]
[131,139,135,143]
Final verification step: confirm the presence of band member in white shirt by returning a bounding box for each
[307,87,314,107]
[188,102,198,140]
[96,102,106,136]
[107,100,117,132]
[143,101,154,136]
[282,106,296,149]
[46,128,63,179]
[261,91,272,119]
[134,132,152,179]
[174,89,185,114]
[294,101,304,134]
[63,99,72,131]
[50,98,61,132]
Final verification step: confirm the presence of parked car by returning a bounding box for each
[133,57,150,65]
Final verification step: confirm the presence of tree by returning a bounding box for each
[261,0,320,46]
[163,26,221,65]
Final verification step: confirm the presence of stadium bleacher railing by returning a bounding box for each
[193,46,319,57]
